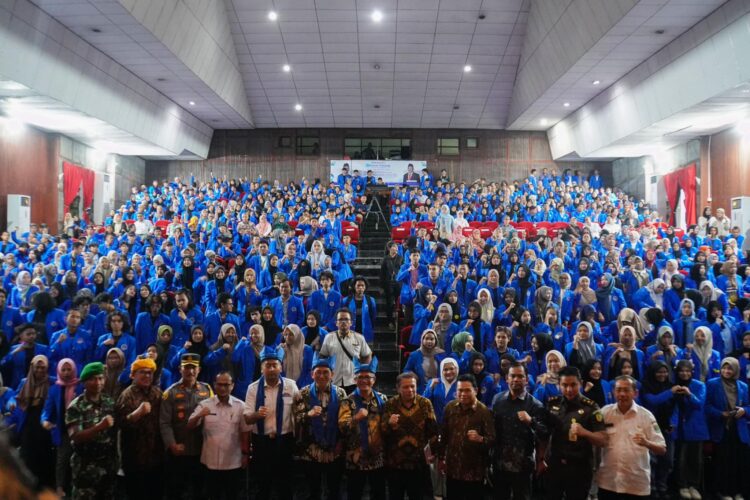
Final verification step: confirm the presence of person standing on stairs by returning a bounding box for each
[380,242,403,330]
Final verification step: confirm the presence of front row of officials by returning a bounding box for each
[65,308,665,500]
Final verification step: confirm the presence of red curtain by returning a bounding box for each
[63,162,95,220]
[662,163,697,227]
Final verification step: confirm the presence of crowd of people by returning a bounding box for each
[0,167,748,500]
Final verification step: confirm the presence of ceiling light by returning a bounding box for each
[373,64,381,70]
[268,11,278,21]
[540,118,548,126]
[463,65,472,72]
[453,105,460,110]
[156,78,167,82]
[188,101,195,106]
[563,102,570,107]
[592,80,600,85]
[282,64,291,72]
[90,28,102,33]
[654,29,665,35]
[371,9,383,22]
[742,89,750,94]
[374,104,380,109]
[295,104,302,111]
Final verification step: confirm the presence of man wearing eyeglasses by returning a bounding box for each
[188,371,250,500]
[320,308,373,394]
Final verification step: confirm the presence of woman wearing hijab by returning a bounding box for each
[301,310,327,351]
[260,305,282,347]
[42,358,82,496]
[623,256,652,305]
[510,264,536,311]
[564,321,602,370]
[103,347,126,400]
[604,307,646,346]
[435,205,455,241]
[423,357,459,500]
[404,329,446,394]
[409,287,437,346]
[204,323,240,384]
[641,360,677,499]
[523,333,554,382]
[143,344,173,390]
[443,289,464,324]
[707,300,738,356]
[700,280,729,316]
[428,303,459,353]
[663,274,688,322]
[632,278,667,311]
[280,324,313,388]
[532,286,555,325]
[688,326,721,382]
[647,326,683,370]
[9,270,39,310]
[532,349,566,405]
[603,325,644,380]
[573,276,597,318]
[705,357,750,499]
[718,260,743,306]
[729,330,750,381]
[449,331,477,372]
[233,324,266,399]
[669,297,706,350]
[476,288,496,325]
[673,359,709,500]
[581,359,613,408]
[467,351,497,406]
[594,273,625,325]
[16,354,54,488]
[458,301,493,352]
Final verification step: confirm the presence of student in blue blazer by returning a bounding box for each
[686,326,721,382]
[1,324,50,389]
[423,357,458,425]
[705,357,750,500]
[581,359,613,407]
[672,359,709,499]
[41,357,83,492]
[278,324,313,388]
[404,329,447,394]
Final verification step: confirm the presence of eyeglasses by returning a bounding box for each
[336,318,351,323]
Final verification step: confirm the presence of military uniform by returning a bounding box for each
[544,394,606,500]
[159,379,213,500]
[65,393,117,500]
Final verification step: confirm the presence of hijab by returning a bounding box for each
[541,350,566,386]
[535,286,553,322]
[282,324,305,382]
[595,273,615,322]
[261,306,282,346]
[631,257,651,287]
[648,279,665,308]
[439,357,459,398]
[451,331,472,356]
[104,347,126,398]
[55,358,79,410]
[617,308,645,341]
[679,298,698,345]
[304,311,322,345]
[187,326,210,360]
[477,288,495,324]
[643,360,675,429]
[18,354,50,411]
[575,321,597,364]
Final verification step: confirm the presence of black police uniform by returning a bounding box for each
[544,394,606,500]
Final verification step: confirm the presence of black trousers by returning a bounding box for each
[347,468,386,500]
[302,459,343,500]
[598,488,649,500]
[494,470,532,500]
[388,467,426,500]
[204,468,242,500]
[123,464,163,500]
[383,282,399,322]
[252,434,294,500]
[544,459,592,500]
[165,454,204,500]
[446,478,485,499]
[714,422,750,497]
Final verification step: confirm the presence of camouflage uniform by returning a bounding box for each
[65,393,117,500]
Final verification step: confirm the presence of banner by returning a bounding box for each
[330,159,428,186]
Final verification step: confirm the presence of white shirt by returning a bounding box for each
[191,395,251,470]
[596,402,666,496]
[244,377,299,436]
[319,330,373,386]
[133,219,153,236]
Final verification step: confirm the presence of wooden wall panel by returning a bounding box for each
[0,126,58,230]
[708,129,750,218]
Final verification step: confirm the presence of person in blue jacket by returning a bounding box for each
[593,273,625,325]
[204,292,242,346]
[169,288,204,346]
[0,287,24,350]
[672,359,709,499]
[532,349,565,405]
[268,279,305,330]
[423,357,458,425]
[564,321,603,370]
[483,326,520,376]
[396,251,428,323]
[41,357,83,494]
[409,287,436,346]
[603,325,645,381]
[279,324,313,388]
[459,301,494,352]
[95,311,136,366]
[705,357,750,499]
[49,309,94,371]
[509,264,536,311]
[706,300,738,357]
[687,326,721,382]
[25,291,67,345]
[343,277,377,343]
[428,303,460,353]
[646,326,684,372]
[663,274,688,322]
[1,324,50,389]
[404,329,447,394]
[133,294,170,353]
[231,323,265,399]
[671,298,706,348]
[307,271,342,331]
[466,351,497,406]
[202,265,234,315]
[581,359,613,407]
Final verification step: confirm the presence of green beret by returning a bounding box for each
[80,362,105,381]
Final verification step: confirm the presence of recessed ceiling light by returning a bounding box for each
[654,29,665,35]
[188,101,195,106]
[373,64,381,70]
[371,9,383,22]
[478,14,486,20]
[463,65,472,72]
[156,78,167,82]
[593,80,601,85]
[540,118,548,126]
[374,104,380,109]
[453,105,460,110]
[91,28,102,33]
[282,64,291,72]
[295,104,302,111]
[268,11,278,21]
[563,102,570,107]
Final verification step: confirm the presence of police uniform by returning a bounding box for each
[545,394,606,500]
[159,353,213,500]
[65,393,117,500]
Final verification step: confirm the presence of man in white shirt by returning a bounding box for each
[133,212,153,237]
[188,371,250,499]
[596,376,666,499]
[244,347,299,500]
[320,308,373,393]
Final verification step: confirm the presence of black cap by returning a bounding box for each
[180,353,201,366]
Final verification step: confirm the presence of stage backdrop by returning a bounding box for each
[330,160,428,186]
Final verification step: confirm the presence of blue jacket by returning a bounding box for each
[0,306,24,342]
[13,376,56,436]
[631,287,657,311]
[483,346,520,374]
[269,296,305,330]
[24,308,67,341]
[409,303,434,346]
[663,289,685,322]
[705,377,750,444]
[673,379,709,442]
[396,263,428,306]
[203,311,242,346]
[533,381,561,405]
[95,333,137,365]
[670,316,707,348]
[344,295,377,343]
[423,379,457,424]
[582,378,614,405]
[49,328,94,369]
[685,348,721,381]
[41,382,83,446]
[133,312,171,353]
[428,321,460,353]
[169,307,205,345]
[404,350,447,394]
[308,289,342,331]
[458,319,494,352]
[234,286,264,318]
[1,344,51,388]
[455,279,479,309]
[231,339,264,398]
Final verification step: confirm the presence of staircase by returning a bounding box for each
[352,201,399,395]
